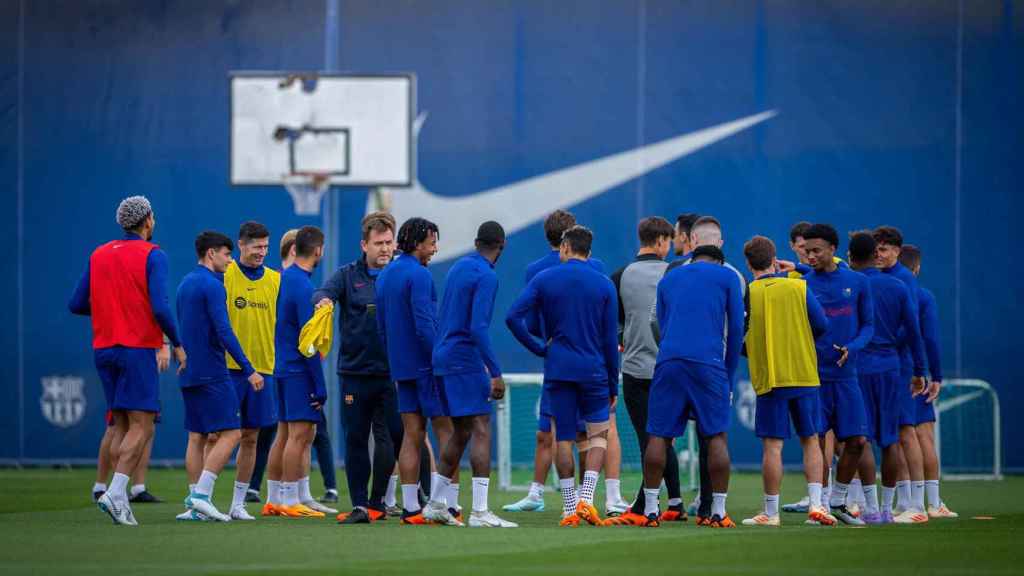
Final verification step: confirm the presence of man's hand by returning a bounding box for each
[911,376,927,397]
[610,396,618,410]
[926,379,942,403]
[834,344,849,367]
[310,391,327,411]
[490,377,506,401]
[248,372,265,391]
[156,344,170,372]
[315,298,332,310]
[777,259,796,273]
[174,346,187,375]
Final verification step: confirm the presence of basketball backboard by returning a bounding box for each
[230,72,414,187]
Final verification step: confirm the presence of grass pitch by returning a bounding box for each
[0,468,1019,575]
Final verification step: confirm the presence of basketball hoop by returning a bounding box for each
[282,172,331,216]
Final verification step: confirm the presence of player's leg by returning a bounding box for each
[546,381,584,525]
[248,424,276,502]
[102,410,153,523]
[744,437,783,526]
[263,421,288,515]
[574,381,612,526]
[312,412,338,503]
[187,426,241,522]
[692,362,733,527]
[425,414,470,525]
[93,420,116,501]
[398,411,428,522]
[855,373,883,524]
[603,410,628,515]
[280,420,320,517]
[175,432,208,521]
[228,428,259,519]
[183,378,243,521]
[373,384,403,515]
[466,412,517,527]
[431,416,461,515]
[338,376,376,522]
[128,434,160,503]
[917,420,955,517]
[895,424,928,523]
[695,433,712,520]
[297,426,334,513]
[825,379,868,524]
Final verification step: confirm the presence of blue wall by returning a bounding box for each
[2,1,1021,469]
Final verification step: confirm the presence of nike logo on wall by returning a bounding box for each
[377,110,778,262]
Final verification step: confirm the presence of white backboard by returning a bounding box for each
[230,73,414,186]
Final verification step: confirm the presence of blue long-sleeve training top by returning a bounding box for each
[918,286,943,381]
[804,266,874,381]
[882,262,921,375]
[523,250,605,340]
[655,261,744,384]
[506,258,619,395]
[68,232,180,347]
[857,267,926,376]
[375,253,438,381]
[312,256,390,377]
[433,252,502,378]
[274,264,327,398]
[176,265,254,386]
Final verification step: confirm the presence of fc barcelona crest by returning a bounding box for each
[40,376,87,428]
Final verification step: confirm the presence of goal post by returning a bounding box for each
[937,378,1002,480]
[496,373,698,492]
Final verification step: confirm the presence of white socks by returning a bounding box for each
[911,480,925,512]
[430,473,451,503]
[298,477,313,503]
[848,478,864,505]
[92,482,107,494]
[830,482,849,507]
[864,483,880,515]
[925,479,941,509]
[882,485,896,514]
[385,475,398,508]
[711,493,727,518]
[605,478,622,505]
[109,472,130,501]
[402,484,421,513]
[807,482,823,509]
[528,481,545,500]
[231,481,249,509]
[196,470,217,497]
[559,478,578,515]
[764,494,779,517]
[281,482,300,507]
[130,484,146,498]
[579,471,599,505]
[446,482,461,510]
[896,480,911,510]
[472,477,489,513]
[644,488,660,517]
[267,480,281,504]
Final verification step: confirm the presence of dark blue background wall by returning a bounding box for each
[1,1,1020,469]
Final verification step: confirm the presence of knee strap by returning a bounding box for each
[586,421,610,449]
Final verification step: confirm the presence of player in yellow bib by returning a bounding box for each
[222,222,281,520]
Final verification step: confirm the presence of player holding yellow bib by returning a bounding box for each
[223,222,281,520]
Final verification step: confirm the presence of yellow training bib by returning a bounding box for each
[224,261,280,374]
[745,277,820,395]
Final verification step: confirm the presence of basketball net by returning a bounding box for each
[282,172,330,216]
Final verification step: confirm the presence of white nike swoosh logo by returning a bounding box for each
[378,109,778,262]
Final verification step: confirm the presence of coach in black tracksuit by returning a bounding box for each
[313,212,430,523]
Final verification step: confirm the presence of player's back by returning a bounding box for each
[655,261,741,370]
[374,252,437,380]
[274,264,314,376]
[859,268,911,375]
[532,259,616,382]
[434,253,494,374]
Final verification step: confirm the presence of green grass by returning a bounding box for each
[0,468,1019,575]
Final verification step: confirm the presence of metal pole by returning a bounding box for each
[323,0,342,469]
[17,0,26,462]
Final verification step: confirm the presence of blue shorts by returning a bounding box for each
[439,372,492,418]
[397,374,447,418]
[898,368,916,427]
[182,379,241,434]
[819,378,869,440]
[278,374,322,423]
[647,359,730,439]
[546,380,609,442]
[755,387,820,439]
[230,370,278,429]
[858,371,901,448]
[915,394,936,425]
[94,347,160,413]
[537,386,586,434]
